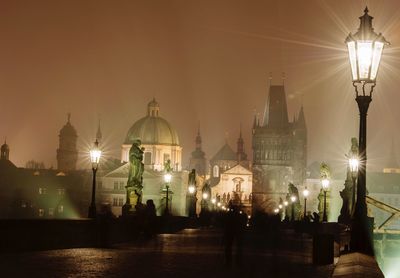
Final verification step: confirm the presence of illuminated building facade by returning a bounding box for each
[252,84,307,212]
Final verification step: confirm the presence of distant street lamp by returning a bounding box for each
[346,7,388,254]
[303,187,309,220]
[349,155,359,215]
[88,139,101,218]
[321,178,330,222]
[188,183,196,217]
[164,172,172,215]
[290,195,297,221]
[284,200,289,219]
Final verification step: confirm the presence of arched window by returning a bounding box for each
[213,165,219,177]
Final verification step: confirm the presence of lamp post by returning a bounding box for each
[346,7,388,254]
[290,195,297,222]
[188,183,196,217]
[164,172,172,215]
[284,200,289,220]
[349,156,359,215]
[321,178,330,222]
[88,139,101,218]
[303,187,309,220]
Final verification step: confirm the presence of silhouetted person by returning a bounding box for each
[144,199,157,238]
[223,203,247,267]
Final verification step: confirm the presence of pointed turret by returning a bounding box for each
[1,139,10,160]
[297,106,306,128]
[189,124,207,176]
[237,125,247,162]
[263,85,289,128]
[96,120,102,142]
[195,124,202,151]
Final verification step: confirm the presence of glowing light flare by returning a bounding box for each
[202,192,208,199]
[370,42,384,80]
[349,157,359,173]
[321,178,330,191]
[284,201,288,206]
[278,204,283,209]
[164,173,172,183]
[357,41,373,79]
[290,196,297,203]
[188,185,195,194]
[347,41,358,80]
[211,198,216,204]
[89,139,101,168]
[303,188,310,198]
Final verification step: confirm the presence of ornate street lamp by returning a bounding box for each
[283,200,289,220]
[303,187,309,220]
[88,139,101,218]
[321,178,330,222]
[349,155,359,215]
[346,7,389,254]
[290,195,297,222]
[164,171,172,215]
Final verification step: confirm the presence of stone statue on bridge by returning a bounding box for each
[123,139,145,214]
[339,138,359,225]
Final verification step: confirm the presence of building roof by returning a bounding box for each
[59,114,77,137]
[211,143,236,162]
[124,99,180,146]
[263,85,289,128]
[223,164,252,175]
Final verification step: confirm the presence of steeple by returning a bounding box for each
[297,106,306,128]
[1,139,10,160]
[96,120,102,142]
[263,85,289,128]
[236,125,247,162]
[189,124,206,176]
[195,124,202,150]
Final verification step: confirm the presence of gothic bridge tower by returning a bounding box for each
[252,84,307,213]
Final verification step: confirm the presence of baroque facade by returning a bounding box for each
[99,99,188,216]
[121,99,182,171]
[252,84,307,213]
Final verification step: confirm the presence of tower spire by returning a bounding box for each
[195,122,202,150]
[237,124,247,162]
[1,137,10,160]
[96,119,102,142]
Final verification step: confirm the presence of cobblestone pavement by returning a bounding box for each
[0,229,334,278]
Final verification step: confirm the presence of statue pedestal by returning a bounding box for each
[122,203,132,217]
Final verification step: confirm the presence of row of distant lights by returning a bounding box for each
[273,194,299,214]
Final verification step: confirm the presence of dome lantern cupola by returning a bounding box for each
[148,98,160,117]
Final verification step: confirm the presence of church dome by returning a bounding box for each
[124,99,180,146]
[60,114,77,137]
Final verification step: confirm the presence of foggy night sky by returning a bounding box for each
[1,0,400,173]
